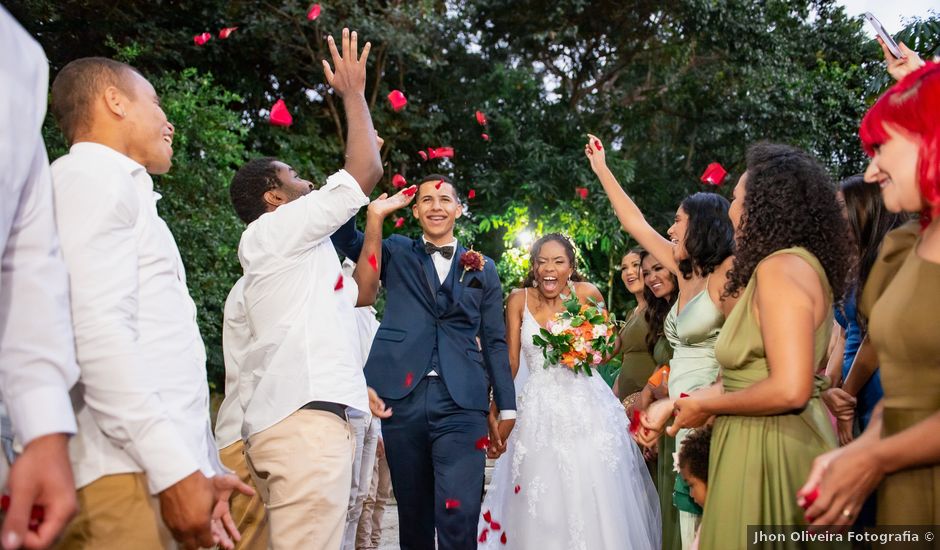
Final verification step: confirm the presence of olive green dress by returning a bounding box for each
[616,307,658,397]
[701,248,840,549]
[859,222,940,525]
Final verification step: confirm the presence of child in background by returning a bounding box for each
[677,426,712,550]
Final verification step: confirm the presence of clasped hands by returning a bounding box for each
[486,403,515,459]
[631,395,712,449]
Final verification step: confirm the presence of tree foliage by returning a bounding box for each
[11,0,928,388]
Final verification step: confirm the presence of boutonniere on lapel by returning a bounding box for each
[458,248,486,283]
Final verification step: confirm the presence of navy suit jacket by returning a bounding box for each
[331,219,515,412]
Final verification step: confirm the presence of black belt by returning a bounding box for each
[300,401,347,420]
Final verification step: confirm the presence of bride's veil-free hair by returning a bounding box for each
[522,233,584,288]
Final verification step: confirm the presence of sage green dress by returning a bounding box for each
[701,248,841,549]
[858,222,940,525]
[616,307,658,397]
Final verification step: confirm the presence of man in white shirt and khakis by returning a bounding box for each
[227,28,403,549]
[48,57,251,549]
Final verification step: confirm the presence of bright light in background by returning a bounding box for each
[517,230,535,251]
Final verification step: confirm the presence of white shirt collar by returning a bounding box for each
[421,235,459,248]
[70,142,147,176]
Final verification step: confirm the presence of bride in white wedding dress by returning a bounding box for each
[478,234,660,550]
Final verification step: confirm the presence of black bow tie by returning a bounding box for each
[424,242,455,260]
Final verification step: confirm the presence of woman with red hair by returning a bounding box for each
[799,54,940,526]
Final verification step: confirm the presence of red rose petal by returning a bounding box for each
[468,189,476,199]
[475,110,488,126]
[368,253,378,272]
[514,485,521,494]
[417,150,428,161]
[490,521,501,531]
[481,133,490,141]
[435,146,455,158]
[404,372,414,387]
[483,510,492,523]
[629,409,641,434]
[307,3,321,20]
[392,174,407,189]
[1,495,45,531]
[402,185,417,197]
[700,162,727,186]
[575,187,588,200]
[475,435,490,451]
[680,392,690,398]
[334,273,344,291]
[500,532,507,544]
[394,217,405,228]
[435,180,443,190]
[218,27,238,39]
[479,529,488,542]
[269,99,293,127]
[594,139,603,151]
[193,33,212,46]
[388,90,407,112]
[801,487,820,509]
[445,498,461,509]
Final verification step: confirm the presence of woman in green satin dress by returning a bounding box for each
[670,143,854,549]
[586,134,736,550]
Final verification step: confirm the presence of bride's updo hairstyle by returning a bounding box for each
[522,233,585,288]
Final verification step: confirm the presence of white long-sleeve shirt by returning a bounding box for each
[215,277,248,449]
[51,142,224,493]
[0,6,79,446]
[237,169,370,438]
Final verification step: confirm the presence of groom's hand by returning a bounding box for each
[322,28,370,99]
[495,419,515,455]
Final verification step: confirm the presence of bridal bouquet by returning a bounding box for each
[531,293,617,376]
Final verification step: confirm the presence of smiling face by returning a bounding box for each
[533,240,574,298]
[620,252,644,296]
[122,71,175,175]
[641,253,675,299]
[666,206,690,262]
[863,125,924,214]
[413,179,462,243]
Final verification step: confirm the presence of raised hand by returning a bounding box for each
[322,28,371,98]
[584,133,607,174]
[367,185,417,220]
[1,434,76,550]
[878,37,925,82]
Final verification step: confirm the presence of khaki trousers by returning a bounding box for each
[54,473,173,550]
[219,440,269,550]
[246,409,355,550]
[355,449,392,550]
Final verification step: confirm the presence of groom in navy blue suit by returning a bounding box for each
[332,174,515,549]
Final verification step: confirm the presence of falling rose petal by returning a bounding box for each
[387,90,408,112]
[483,510,492,523]
[435,180,443,190]
[218,27,238,39]
[479,529,488,543]
[500,532,507,544]
[575,187,588,200]
[468,189,476,200]
[404,372,414,387]
[368,253,378,272]
[402,185,417,198]
[417,150,428,161]
[475,110,488,126]
[481,133,490,141]
[445,499,461,510]
[426,147,438,160]
[490,521,501,531]
[333,273,344,291]
[193,33,212,46]
[434,146,455,158]
[392,174,407,189]
[394,217,405,229]
[700,162,728,186]
[269,99,293,127]
[307,3,321,20]
[475,435,490,451]
[514,485,521,494]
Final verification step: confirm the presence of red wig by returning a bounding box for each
[859,61,940,228]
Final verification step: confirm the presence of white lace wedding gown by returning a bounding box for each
[477,297,661,550]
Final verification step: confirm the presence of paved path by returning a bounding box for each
[377,504,400,549]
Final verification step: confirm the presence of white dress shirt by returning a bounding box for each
[52,142,225,493]
[238,169,370,439]
[215,277,248,449]
[0,6,79,446]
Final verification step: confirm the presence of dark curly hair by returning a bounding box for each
[639,250,678,354]
[724,143,853,301]
[677,193,735,280]
[522,233,585,288]
[678,425,712,483]
[230,157,279,224]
